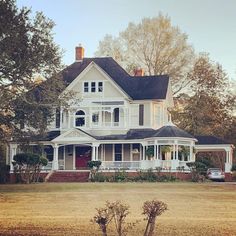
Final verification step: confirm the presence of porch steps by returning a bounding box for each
[46,171,90,182]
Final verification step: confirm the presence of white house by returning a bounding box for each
[7,46,234,175]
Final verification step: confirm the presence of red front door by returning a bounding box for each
[76,146,91,169]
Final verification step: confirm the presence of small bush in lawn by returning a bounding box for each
[113,170,128,182]
[142,200,168,236]
[92,206,113,236]
[93,173,109,182]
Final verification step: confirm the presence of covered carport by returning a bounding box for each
[195,136,234,175]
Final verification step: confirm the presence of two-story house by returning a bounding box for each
[7,46,234,176]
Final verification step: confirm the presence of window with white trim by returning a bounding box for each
[75,110,86,127]
[98,82,103,92]
[91,82,96,92]
[84,82,89,92]
[114,144,122,161]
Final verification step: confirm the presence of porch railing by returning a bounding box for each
[101,161,140,170]
[42,161,53,170]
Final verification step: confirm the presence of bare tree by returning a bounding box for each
[142,200,168,236]
[96,13,195,94]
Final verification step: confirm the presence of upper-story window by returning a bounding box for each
[98,82,103,92]
[55,108,61,128]
[84,82,89,92]
[83,81,103,93]
[91,82,96,92]
[139,104,144,126]
[75,110,86,127]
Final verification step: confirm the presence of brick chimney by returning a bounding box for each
[75,44,84,61]
[134,68,144,76]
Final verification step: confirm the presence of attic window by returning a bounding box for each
[84,82,89,92]
[91,82,96,92]
[98,82,103,92]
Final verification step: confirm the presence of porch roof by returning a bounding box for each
[195,135,231,145]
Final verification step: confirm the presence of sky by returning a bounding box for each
[16,0,236,82]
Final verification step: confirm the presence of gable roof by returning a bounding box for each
[61,57,169,100]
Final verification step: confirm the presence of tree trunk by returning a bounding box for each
[100,224,107,236]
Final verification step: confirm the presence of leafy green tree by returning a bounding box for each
[0,0,64,145]
[13,152,48,184]
[96,13,195,94]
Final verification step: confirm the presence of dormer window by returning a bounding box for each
[75,110,86,127]
[84,82,89,92]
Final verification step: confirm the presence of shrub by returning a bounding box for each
[93,173,109,182]
[113,170,128,182]
[13,153,48,184]
[231,164,236,172]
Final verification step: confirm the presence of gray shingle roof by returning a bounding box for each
[195,136,230,145]
[62,57,169,100]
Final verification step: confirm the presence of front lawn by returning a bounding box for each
[0,182,235,235]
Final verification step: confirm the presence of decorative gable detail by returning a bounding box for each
[52,128,96,143]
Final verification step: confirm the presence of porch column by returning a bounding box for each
[225,148,233,173]
[95,145,99,160]
[53,144,59,170]
[156,144,159,160]
[92,145,96,161]
[154,145,157,160]
[9,144,17,172]
[171,142,179,171]
[190,145,193,162]
[142,145,146,160]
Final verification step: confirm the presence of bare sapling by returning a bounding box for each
[92,207,113,236]
[142,200,168,236]
[106,201,130,236]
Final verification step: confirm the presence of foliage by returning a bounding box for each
[161,145,172,154]
[186,161,207,182]
[95,13,195,94]
[142,200,168,236]
[87,160,102,182]
[172,54,236,142]
[0,162,10,183]
[112,170,128,182]
[91,169,177,183]
[231,164,236,172]
[13,152,48,184]
[0,0,64,144]
[145,146,154,159]
[87,160,102,169]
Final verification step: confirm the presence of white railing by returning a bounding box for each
[101,161,140,170]
[161,160,172,170]
[42,161,53,170]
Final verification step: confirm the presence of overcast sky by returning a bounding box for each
[16,0,236,82]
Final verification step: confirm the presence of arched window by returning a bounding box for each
[75,110,86,127]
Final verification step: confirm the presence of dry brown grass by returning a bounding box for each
[0,182,236,235]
